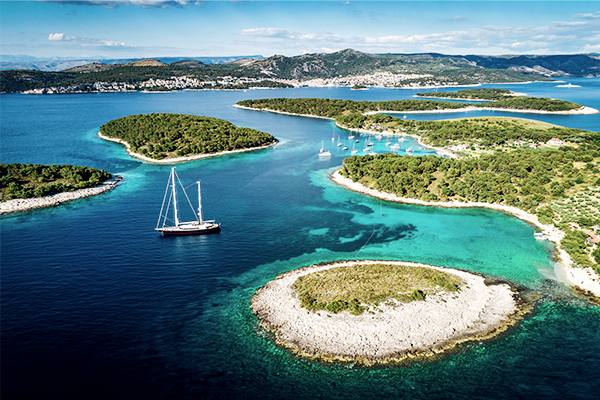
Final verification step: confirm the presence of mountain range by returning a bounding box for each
[2,49,599,93]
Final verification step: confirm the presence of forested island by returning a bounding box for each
[416,88,517,101]
[236,95,586,118]
[99,113,277,161]
[1,163,112,201]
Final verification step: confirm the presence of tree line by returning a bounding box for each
[1,163,111,201]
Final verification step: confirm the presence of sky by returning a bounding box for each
[1,1,599,60]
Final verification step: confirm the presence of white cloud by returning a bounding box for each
[238,18,600,55]
[47,32,133,47]
[48,33,65,41]
[239,28,295,39]
[575,11,600,20]
[40,1,192,9]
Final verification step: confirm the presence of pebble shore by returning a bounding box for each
[0,176,122,215]
[251,260,521,365]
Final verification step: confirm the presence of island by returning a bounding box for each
[99,113,277,163]
[236,95,595,117]
[251,260,522,365]
[0,163,119,214]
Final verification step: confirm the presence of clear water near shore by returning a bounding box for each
[1,80,599,399]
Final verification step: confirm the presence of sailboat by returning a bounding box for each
[319,140,331,158]
[156,167,221,236]
[351,142,358,154]
[337,135,342,146]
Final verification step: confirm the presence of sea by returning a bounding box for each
[2,78,599,399]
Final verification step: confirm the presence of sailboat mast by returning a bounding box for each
[171,167,179,227]
[197,180,203,224]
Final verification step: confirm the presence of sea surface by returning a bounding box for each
[2,80,599,399]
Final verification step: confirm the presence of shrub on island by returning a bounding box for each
[100,113,276,160]
[291,263,463,315]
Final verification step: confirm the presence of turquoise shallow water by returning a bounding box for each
[1,81,599,399]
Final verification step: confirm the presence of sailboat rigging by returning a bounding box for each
[156,167,221,236]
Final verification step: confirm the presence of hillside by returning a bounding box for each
[3,49,600,93]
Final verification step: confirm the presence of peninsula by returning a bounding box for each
[99,113,277,163]
[236,96,600,299]
[251,260,522,365]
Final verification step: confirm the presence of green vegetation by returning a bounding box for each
[336,114,591,148]
[292,263,464,315]
[550,189,600,227]
[237,96,582,119]
[417,88,516,101]
[100,113,276,160]
[340,147,600,212]
[0,163,111,201]
[560,230,598,271]
[414,89,582,111]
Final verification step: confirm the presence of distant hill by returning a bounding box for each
[0,55,263,71]
[236,50,600,80]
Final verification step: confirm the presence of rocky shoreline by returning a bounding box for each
[0,176,122,215]
[331,170,600,299]
[251,260,523,365]
[98,131,278,164]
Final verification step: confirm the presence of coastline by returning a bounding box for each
[97,131,278,164]
[0,175,122,215]
[251,260,523,365]
[364,105,599,115]
[331,170,600,299]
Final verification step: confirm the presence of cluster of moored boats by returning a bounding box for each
[319,131,412,159]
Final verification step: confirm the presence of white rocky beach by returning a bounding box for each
[0,176,121,215]
[251,260,520,364]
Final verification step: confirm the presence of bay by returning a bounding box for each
[1,80,599,399]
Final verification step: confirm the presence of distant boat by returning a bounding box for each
[390,143,400,150]
[342,141,348,150]
[337,135,342,146]
[362,140,371,152]
[406,147,413,153]
[367,136,374,146]
[351,142,358,154]
[156,167,221,236]
[385,141,391,146]
[349,134,355,139]
[331,131,335,142]
[319,140,331,158]
[375,135,383,140]
[534,232,547,241]
[355,139,360,143]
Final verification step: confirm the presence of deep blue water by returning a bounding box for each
[2,80,599,399]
